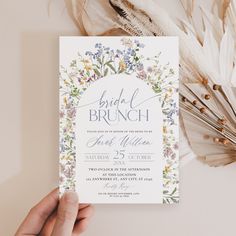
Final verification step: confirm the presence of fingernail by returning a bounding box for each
[63,191,78,204]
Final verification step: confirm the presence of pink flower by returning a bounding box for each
[137,70,147,80]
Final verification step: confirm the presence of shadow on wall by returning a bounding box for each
[0,32,63,235]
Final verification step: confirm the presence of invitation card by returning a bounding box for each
[59,37,179,204]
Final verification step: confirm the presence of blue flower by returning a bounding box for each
[85,51,93,56]
[134,40,145,48]
[127,48,135,56]
[139,43,145,48]
[104,47,110,51]
[95,43,102,48]
[124,54,131,64]
[93,49,102,59]
[116,49,122,55]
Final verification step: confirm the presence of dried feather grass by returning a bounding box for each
[68,0,236,166]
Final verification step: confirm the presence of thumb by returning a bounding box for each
[51,191,79,236]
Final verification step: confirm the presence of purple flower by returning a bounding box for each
[137,63,144,71]
[67,108,76,119]
[65,102,71,110]
[59,175,64,183]
[173,142,178,150]
[59,111,65,118]
[63,167,73,178]
[147,66,153,73]
[164,147,173,157]
[171,153,176,159]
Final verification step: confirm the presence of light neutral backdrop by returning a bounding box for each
[0,1,236,236]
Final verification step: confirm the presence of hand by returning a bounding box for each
[15,188,94,236]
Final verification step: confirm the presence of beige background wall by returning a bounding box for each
[0,1,236,235]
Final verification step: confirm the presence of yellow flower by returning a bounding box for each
[119,60,126,71]
[64,80,70,86]
[82,59,92,71]
[61,155,73,161]
[81,59,90,64]
[164,165,171,173]
[164,93,169,99]
[80,78,86,85]
[84,63,92,71]
[63,97,67,105]
[66,155,73,161]
[163,126,167,133]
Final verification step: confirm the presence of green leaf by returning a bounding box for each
[71,87,80,97]
[104,68,108,77]
[93,64,100,69]
[106,63,116,73]
[170,187,177,195]
[171,197,177,203]
[97,57,102,65]
[70,60,76,67]
[105,60,114,65]
[93,68,101,76]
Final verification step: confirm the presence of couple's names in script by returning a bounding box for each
[86,134,151,148]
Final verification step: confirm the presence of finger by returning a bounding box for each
[40,203,90,235]
[72,218,90,236]
[79,204,90,210]
[15,188,59,235]
[39,211,56,236]
[77,205,94,220]
[73,205,94,236]
[51,191,79,236]
[41,198,91,236]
